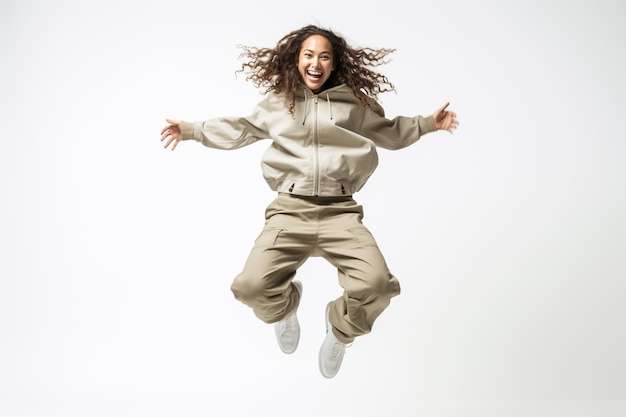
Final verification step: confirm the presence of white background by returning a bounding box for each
[1,0,625,416]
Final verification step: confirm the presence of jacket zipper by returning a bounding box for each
[313,95,320,196]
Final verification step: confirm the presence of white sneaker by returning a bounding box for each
[318,302,346,378]
[274,281,303,354]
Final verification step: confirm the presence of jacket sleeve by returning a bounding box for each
[179,98,271,150]
[361,106,437,150]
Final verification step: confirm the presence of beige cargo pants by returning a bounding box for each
[230,193,401,343]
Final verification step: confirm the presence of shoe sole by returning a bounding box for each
[318,302,336,378]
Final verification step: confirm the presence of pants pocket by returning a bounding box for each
[346,225,378,248]
[254,227,283,248]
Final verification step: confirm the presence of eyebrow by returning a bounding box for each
[303,48,332,55]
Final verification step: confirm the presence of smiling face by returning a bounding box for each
[297,34,334,93]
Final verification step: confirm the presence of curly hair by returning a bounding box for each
[236,25,396,115]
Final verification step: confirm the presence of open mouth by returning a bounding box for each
[307,69,323,80]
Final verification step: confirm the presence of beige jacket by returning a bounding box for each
[180,84,437,197]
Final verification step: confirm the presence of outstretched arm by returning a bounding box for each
[433,102,459,134]
[160,118,183,150]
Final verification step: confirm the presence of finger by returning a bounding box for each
[168,136,180,151]
[163,134,181,150]
[160,130,171,142]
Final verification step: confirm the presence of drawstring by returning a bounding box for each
[327,93,333,120]
[302,88,333,124]
[302,87,308,125]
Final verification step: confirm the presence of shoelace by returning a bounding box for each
[329,341,344,359]
[278,314,296,336]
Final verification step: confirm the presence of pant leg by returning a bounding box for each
[230,195,315,324]
[317,201,401,343]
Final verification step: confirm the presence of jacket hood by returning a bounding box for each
[296,84,385,121]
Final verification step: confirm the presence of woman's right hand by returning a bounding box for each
[160,118,183,150]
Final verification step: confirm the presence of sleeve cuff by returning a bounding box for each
[418,115,437,134]
[180,121,195,141]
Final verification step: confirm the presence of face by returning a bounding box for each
[297,35,334,93]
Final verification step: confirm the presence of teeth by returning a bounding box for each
[308,70,322,76]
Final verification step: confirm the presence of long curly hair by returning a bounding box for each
[236,25,396,115]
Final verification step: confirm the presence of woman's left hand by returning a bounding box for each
[433,102,459,134]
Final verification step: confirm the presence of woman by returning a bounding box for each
[161,25,459,378]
